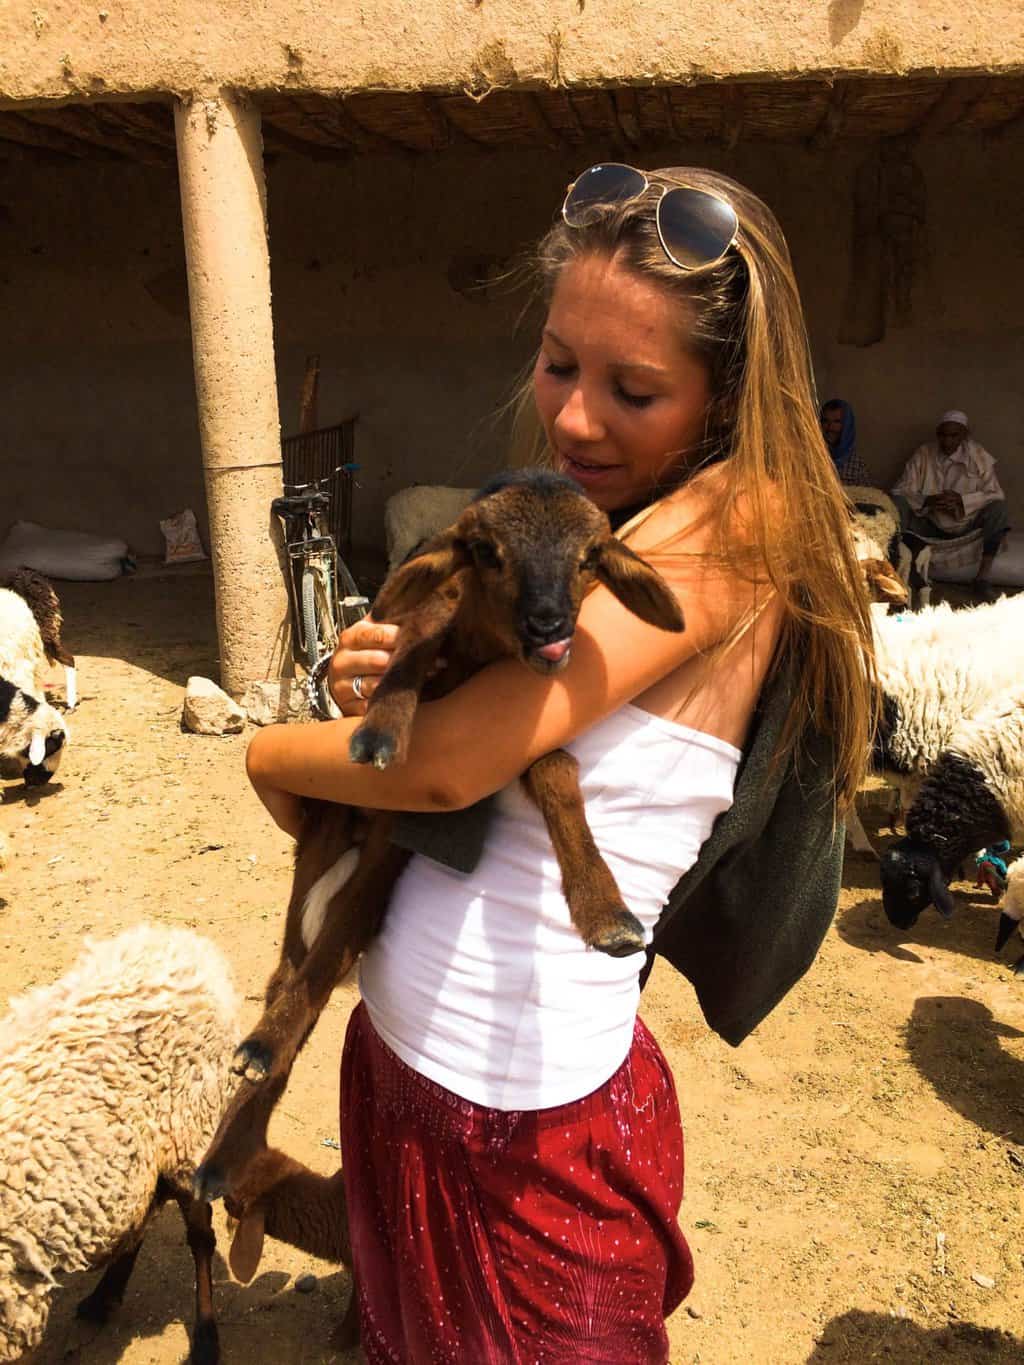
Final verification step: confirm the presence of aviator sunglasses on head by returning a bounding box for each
[562,163,739,272]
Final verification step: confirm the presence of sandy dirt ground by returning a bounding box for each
[2,567,1023,1365]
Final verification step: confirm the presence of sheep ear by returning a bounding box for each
[930,862,955,919]
[229,1207,266,1284]
[27,734,45,766]
[595,539,685,633]
[372,530,470,622]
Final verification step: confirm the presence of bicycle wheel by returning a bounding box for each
[335,552,370,629]
[301,562,341,718]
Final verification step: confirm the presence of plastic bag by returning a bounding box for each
[0,520,130,581]
[159,509,207,565]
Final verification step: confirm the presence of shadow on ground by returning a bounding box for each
[58,574,222,689]
[836,889,1011,971]
[806,1308,1023,1362]
[34,1204,357,1364]
[905,995,1024,1146]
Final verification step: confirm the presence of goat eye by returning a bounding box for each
[471,541,501,569]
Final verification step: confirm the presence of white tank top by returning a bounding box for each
[359,704,740,1111]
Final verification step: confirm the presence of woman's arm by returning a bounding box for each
[247,530,755,831]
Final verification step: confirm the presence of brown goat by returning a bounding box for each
[196,470,684,1206]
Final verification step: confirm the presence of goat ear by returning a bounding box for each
[929,861,956,919]
[595,539,685,633]
[228,1206,266,1284]
[372,531,470,622]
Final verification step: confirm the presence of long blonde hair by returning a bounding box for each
[514,166,876,809]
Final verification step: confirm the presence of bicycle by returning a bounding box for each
[272,463,368,719]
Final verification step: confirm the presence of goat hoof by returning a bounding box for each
[231,1039,273,1084]
[349,726,396,770]
[189,1317,220,1365]
[591,913,646,958]
[193,1162,227,1205]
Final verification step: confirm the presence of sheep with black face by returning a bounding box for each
[0,676,66,791]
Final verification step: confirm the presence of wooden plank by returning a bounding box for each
[912,76,989,136]
[517,92,563,150]
[0,110,118,159]
[809,80,851,150]
[720,84,745,150]
[22,105,169,164]
[612,88,642,147]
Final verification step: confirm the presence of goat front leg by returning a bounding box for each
[522,750,646,958]
[349,578,463,770]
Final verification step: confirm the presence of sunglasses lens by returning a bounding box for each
[563,163,648,226]
[657,187,738,270]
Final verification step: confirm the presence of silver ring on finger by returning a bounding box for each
[352,675,366,701]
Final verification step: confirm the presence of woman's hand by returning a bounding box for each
[328,616,399,716]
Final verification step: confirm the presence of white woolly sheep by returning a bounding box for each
[384,483,476,573]
[1,569,77,710]
[0,589,48,701]
[0,674,66,791]
[846,593,1024,859]
[0,924,240,1363]
[996,856,1024,975]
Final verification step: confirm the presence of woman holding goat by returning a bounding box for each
[246,164,876,1362]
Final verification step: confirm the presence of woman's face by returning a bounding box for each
[533,253,712,512]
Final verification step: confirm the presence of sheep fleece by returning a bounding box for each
[0,924,240,1361]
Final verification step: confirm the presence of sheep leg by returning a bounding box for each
[522,750,646,957]
[171,1189,220,1365]
[348,584,460,770]
[75,1237,146,1324]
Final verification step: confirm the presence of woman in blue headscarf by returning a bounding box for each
[820,398,872,486]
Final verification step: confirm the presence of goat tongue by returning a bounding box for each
[537,638,572,663]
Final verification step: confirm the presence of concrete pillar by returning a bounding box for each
[174,91,290,697]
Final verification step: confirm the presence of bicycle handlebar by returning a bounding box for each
[282,462,360,497]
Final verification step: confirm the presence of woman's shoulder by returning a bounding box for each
[625,463,780,559]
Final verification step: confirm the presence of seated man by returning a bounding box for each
[892,409,1009,597]
[820,398,873,486]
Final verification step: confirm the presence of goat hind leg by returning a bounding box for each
[233,831,407,1085]
[523,751,645,957]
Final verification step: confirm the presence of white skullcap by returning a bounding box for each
[939,409,969,429]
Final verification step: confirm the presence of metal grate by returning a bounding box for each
[280,420,356,559]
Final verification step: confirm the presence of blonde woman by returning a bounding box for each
[247,164,876,1363]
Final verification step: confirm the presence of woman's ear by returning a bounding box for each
[595,538,685,633]
[372,530,470,622]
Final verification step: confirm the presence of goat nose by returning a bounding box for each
[524,611,569,641]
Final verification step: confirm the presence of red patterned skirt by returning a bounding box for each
[339,1002,693,1364]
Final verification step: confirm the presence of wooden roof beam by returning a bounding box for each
[96,102,176,150]
[0,110,121,160]
[611,89,643,147]
[517,92,564,150]
[809,80,851,151]
[594,89,629,152]
[720,84,745,151]
[423,93,492,150]
[296,95,407,156]
[662,87,694,143]
[23,105,171,165]
[912,76,989,137]
[260,121,352,161]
